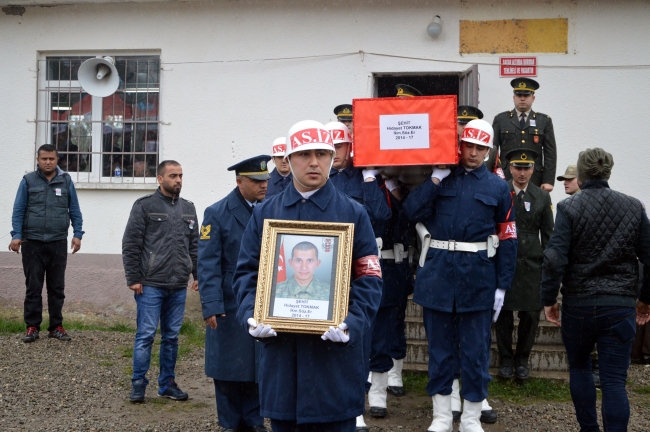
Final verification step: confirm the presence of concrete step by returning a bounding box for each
[405,297,551,322]
[404,339,569,371]
[403,363,570,381]
[405,316,563,345]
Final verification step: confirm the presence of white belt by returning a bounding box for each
[380,244,411,263]
[429,239,487,252]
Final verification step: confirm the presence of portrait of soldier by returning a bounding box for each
[275,241,331,301]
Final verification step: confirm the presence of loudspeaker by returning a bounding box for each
[78,56,119,97]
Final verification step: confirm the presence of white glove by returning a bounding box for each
[384,178,398,192]
[362,169,381,181]
[493,289,506,322]
[431,168,451,182]
[248,317,277,338]
[321,322,349,343]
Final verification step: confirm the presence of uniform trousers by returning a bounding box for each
[422,307,492,402]
[495,309,541,368]
[22,239,68,331]
[369,305,399,372]
[213,379,263,429]
[388,293,408,360]
[270,418,355,432]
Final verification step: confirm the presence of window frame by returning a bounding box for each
[36,51,162,186]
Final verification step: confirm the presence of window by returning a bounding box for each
[37,54,161,184]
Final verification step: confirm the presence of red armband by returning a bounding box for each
[497,221,517,240]
[353,255,382,279]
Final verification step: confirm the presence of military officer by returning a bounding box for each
[403,119,517,432]
[489,78,557,191]
[557,165,580,195]
[197,155,271,432]
[275,241,331,301]
[233,120,383,432]
[334,104,354,136]
[495,148,554,381]
[457,105,483,135]
[268,137,292,197]
[395,84,423,97]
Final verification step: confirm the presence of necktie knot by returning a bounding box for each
[517,190,525,201]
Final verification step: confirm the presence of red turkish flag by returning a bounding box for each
[277,242,286,283]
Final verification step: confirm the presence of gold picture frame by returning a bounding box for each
[254,219,355,334]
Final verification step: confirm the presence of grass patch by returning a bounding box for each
[403,370,429,397]
[0,316,135,334]
[120,347,134,358]
[489,377,572,404]
[402,370,572,404]
[633,386,650,395]
[0,317,26,334]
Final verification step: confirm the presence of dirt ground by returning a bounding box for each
[2,304,650,431]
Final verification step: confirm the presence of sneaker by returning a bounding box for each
[23,326,39,343]
[130,379,146,403]
[48,326,72,341]
[158,379,188,401]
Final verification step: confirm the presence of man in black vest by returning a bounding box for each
[9,144,84,343]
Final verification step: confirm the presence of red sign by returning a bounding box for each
[352,95,458,167]
[500,57,537,77]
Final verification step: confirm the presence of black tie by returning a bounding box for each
[517,190,525,202]
[520,113,526,129]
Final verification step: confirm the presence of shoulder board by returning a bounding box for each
[535,111,551,119]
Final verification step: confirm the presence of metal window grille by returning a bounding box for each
[36,54,161,184]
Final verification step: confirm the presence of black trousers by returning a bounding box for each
[213,379,263,429]
[495,309,541,368]
[21,239,68,331]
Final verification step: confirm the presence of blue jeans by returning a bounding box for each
[132,286,187,387]
[562,305,636,432]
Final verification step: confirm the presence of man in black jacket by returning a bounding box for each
[122,160,199,403]
[541,148,650,431]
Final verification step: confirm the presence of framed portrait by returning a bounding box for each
[254,219,354,334]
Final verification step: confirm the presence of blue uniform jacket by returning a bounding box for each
[267,168,292,198]
[329,164,391,237]
[403,164,517,313]
[232,180,383,423]
[198,187,259,381]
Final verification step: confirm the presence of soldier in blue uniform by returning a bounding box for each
[267,137,292,197]
[404,119,517,432]
[233,120,383,432]
[197,155,271,432]
[325,120,390,430]
[369,178,414,418]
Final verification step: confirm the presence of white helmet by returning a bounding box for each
[324,121,352,145]
[460,119,494,149]
[271,137,286,157]
[285,120,335,158]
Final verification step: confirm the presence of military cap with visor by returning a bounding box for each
[457,105,484,125]
[557,165,578,181]
[395,84,423,97]
[511,77,539,95]
[506,148,538,168]
[227,155,272,180]
[333,104,353,121]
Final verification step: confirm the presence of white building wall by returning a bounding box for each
[1,0,649,256]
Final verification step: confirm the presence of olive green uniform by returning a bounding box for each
[275,277,331,301]
[495,180,554,369]
[488,110,557,187]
